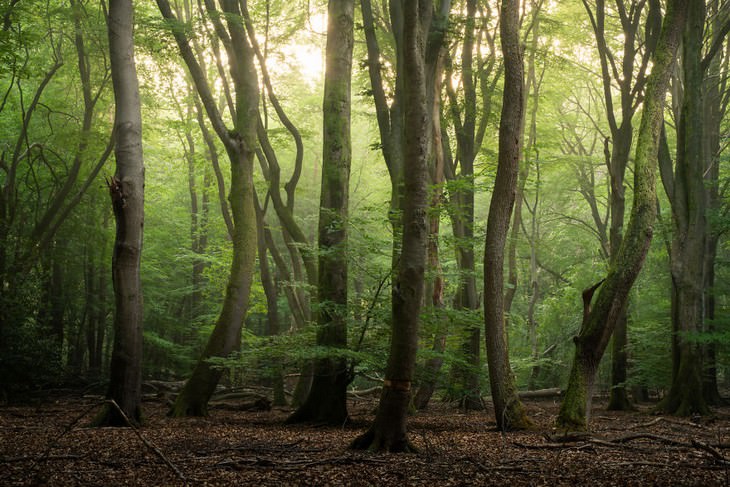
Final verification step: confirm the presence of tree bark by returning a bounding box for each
[157,0,259,417]
[658,0,709,417]
[351,0,430,452]
[444,0,483,410]
[287,0,354,426]
[557,0,687,430]
[701,11,726,404]
[483,0,531,432]
[97,0,145,426]
[581,0,660,413]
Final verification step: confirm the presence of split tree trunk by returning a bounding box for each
[157,0,259,417]
[658,0,709,417]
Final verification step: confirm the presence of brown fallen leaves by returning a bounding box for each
[2,395,730,486]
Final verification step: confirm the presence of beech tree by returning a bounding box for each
[580,0,661,411]
[557,0,688,430]
[482,0,531,431]
[658,0,729,415]
[351,0,430,452]
[96,0,145,425]
[287,0,355,425]
[157,0,259,417]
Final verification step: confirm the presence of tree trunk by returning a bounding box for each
[700,1,726,407]
[483,0,531,432]
[443,0,482,410]
[658,0,709,417]
[351,0,429,452]
[97,0,145,426]
[287,0,354,425]
[557,0,687,430]
[157,0,259,417]
[414,64,447,410]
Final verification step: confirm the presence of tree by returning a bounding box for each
[657,0,713,416]
[286,0,355,425]
[157,0,259,417]
[441,0,500,410]
[700,0,730,405]
[351,0,430,452]
[96,0,145,426]
[0,0,114,390]
[482,0,532,432]
[580,0,661,411]
[557,0,687,430]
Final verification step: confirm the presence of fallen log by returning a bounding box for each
[518,387,562,399]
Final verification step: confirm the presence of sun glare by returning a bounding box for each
[271,11,327,88]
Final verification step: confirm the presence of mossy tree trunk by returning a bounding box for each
[557,0,687,430]
[157,0,259,417]
[581,0,662,412]
[482,0,532,432]
[287,0,354,426]
[658,0,709,417]
[351,0,430,452]
[97,0,145,426]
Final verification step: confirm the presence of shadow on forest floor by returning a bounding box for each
[2,393,730,486]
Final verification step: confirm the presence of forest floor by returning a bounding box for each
[2,392,730,486]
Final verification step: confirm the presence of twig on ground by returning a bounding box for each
[105,399,188,485]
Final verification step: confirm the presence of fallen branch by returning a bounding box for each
[105,400,188,485]
[217,454,389,471]
[692,440,730,464]
[608,433,689,447]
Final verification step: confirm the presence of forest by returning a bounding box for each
[3,0,730,484]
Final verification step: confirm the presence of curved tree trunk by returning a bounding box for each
[483,0,531,432]
[557,0,687,430]
[157,0,259,417]
[287,0,354,426]
[97,0,144,426]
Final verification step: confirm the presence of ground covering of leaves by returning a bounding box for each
[2,394,730,486]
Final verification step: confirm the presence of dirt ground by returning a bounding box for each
[2,394,730,486]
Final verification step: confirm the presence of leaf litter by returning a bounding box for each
[2,394,730,486]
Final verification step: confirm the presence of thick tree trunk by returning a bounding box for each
[700,5,726,407]
[351,0,429,452]
[414,75,447,410]
[287,0,354,426]
[558,0,687,430]
[482,0,531,432]
[658,0,709,417]
[97,0,145,426]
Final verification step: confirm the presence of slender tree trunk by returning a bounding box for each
[287,0,354,425]
[157,0,259,417]
[256,206,287,407]
[351,0,430,452]
[97,0,145,426]
[483,0,531,432]
[557,0,687,430]
[444,0,482,410]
